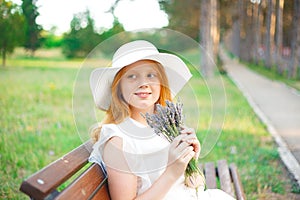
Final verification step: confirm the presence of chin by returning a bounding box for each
[133,103,155,111]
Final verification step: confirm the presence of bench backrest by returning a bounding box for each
[20,140,110,200]
[20,141,245,200]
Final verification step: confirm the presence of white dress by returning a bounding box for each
[89,118,235,200]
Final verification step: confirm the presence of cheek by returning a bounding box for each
[152,84,161,97]
[120,81,135,102]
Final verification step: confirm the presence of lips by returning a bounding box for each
[134,92,151,98]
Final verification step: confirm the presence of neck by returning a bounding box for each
[130,107,154,126]
[131,113,148,125]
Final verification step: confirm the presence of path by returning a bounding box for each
[219,49,300,186]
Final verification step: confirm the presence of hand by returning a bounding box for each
[180,126,201,160]
[166,134,196,180]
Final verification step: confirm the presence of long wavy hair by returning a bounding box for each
[91,60,172,142]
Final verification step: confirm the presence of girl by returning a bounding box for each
[89,40,235,200]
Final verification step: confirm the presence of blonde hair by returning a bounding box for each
[91,60,172,142]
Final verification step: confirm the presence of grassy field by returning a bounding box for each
[1,48,299,199]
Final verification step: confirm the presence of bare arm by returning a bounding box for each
[103,134,195,200]
[103,137,137,200]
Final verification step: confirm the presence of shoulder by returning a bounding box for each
[101,123,120,134]
[99,123,125,152]
[99,123,125,142]
[102,135,131,173]
[100,124,125,155]
[104,136,123,150]
[90,123,125,161]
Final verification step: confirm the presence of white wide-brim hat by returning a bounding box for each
[90,40,192,111]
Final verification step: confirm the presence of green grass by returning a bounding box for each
[0,49,298,199]
[245,63,300,91]
[225,49,300,91]
[245,62,300,91]
[0,65,82,199]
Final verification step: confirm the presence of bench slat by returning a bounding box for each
[91,184,111,200]
[20,140,93,200]
[204,162,217,189]
[217,159,234,197]
[229,163,246,200]
[57,164,110,200]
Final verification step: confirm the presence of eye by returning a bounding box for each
[147,72,157,78]
[127,74,137,79]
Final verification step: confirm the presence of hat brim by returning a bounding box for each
[90,53,192,111]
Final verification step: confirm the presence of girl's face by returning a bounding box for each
[120,60,161,114]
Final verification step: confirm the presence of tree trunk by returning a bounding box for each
[275,0,284,74]
[265,0,276,68]
[231,0,243,58]
[252,3,258,64]
[243,1,253,61]
[288,0,300,78]
[248,2,261,63]
[200,0,213,77]
[1,46,7,67]
[253,2,262,64]
[210,0,219,60]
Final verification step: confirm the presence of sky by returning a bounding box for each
[12,0,169,34]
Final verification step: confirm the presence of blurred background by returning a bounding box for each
[1,0,300,199]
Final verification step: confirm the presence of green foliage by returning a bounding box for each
[0,0,25,66]
[41,29,63,48]
[96,18,127,55]
[62,13,126,58]
[62,10,101,58]
[159,0,200,40]
[21,0,42,54]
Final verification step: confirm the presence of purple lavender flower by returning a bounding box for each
[142,100,206,191]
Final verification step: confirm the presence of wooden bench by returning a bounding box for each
[20,140,246,200]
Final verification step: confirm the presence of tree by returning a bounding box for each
[21,0,42,56]
[210,0,220,61]
[0,0,24,66]
[42,27,63,48]
[159,0,200,40]
[288,0,300,78]
[98,17,126,55]
[62,10,102,58]
[254,1,263,64]
[265,0,276,68]
[275,0,284,74]
[158,0,297,79]
[200,0,214,77]
[230,0,243,58]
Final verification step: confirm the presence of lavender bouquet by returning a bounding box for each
[143,100,205,190]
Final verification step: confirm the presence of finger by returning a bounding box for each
[181,137,201,156]
[180,127,195,135]
[185,138,200,147]
[182,134,198,142]
[182,148,195,163]
[175,140,192,153]
[169,144,193,164]
[180,128,195,135]
[182,136,200,148]
[179,146,194,159]
[191,139,201,153]
[171,134,188,148]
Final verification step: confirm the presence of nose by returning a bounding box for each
[138,77,150,88]
[139,82,149,89]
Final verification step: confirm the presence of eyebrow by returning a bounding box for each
[126,66,157,74]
